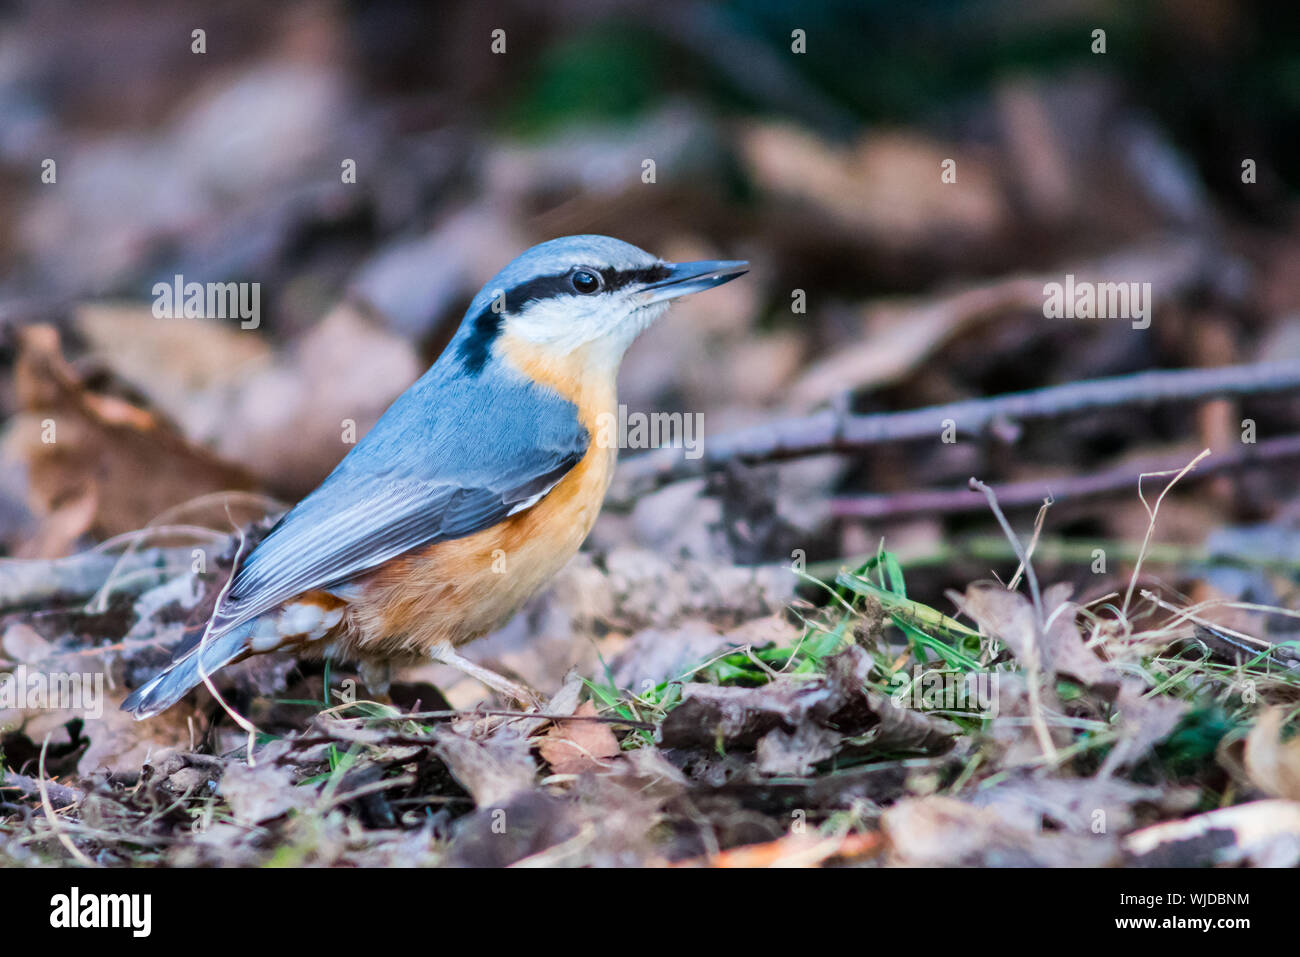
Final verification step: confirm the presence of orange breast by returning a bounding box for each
[343,439,614,657]
[340,334,619,659]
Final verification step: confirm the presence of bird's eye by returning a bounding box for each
[570,270,601,294]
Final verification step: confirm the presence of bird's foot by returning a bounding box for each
[429,645,544,711]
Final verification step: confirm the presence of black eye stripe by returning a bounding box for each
[599,264,672,289]
[501,264,671,310]
[456,263,673,374]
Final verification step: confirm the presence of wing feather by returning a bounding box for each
[204,366,589,640]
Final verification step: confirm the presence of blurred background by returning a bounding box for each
[3,0,1300,665]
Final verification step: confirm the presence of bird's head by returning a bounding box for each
[453,235,747,379]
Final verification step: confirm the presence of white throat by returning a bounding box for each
[504,296,670,371]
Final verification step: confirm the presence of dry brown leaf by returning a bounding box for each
[2,622,54,662]
[75,695,197,777]
[6,324,255,555]
[204,302,420,493]
[432,726,536,807]
[56,303,419,500]
[0,614,198,775]
[755,722,843,777]
[1043,599,1112,687]
[75,303,272,415]
[972,774,1168,834]
[220,760,315,826]
[956,582,1113,685]
[609,620,737,691]
[659,646,956,775]
[790,278,1045,408]
[538,701,620,775]
[883,795,1118,867]
[740,124,1004,247]
[954,583,1039,664]
[15,488,99,561]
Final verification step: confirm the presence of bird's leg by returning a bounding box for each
[429,644,544,710]
[357,659,392,702]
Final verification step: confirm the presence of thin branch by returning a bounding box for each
[829,434,1300,520]
[969,478,1057,764]
[1122,450,1211,618]
[38,734,94,867]
[0,771,85,808]
[612,359,1300,499]
[0,546,195,612]
[969,479,1044,623]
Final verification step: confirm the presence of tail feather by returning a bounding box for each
[121,622,255,719]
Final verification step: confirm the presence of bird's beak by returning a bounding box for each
[638,259,749,304]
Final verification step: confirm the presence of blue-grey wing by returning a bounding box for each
[203,366,589,640]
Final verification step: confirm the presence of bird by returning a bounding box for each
[123,235,747,718]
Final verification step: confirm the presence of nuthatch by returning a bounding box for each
[124,235,747,718]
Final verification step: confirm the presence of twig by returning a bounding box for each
[87,490,280,613]
[612,359,1300,499]
[829,434,1300,520]
[969,478,1057,764]
[194,524,261,764]
[315,774,417,814]
[969,479,1044,621]
[38,734,95,867]
[1122,450,1210,618]
[0,546,195,612]
[0,771,85,807]
[1139,589,1300,647]
[1008,498,1052,592]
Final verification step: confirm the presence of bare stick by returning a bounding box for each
[37,734,94,867]
[969,478,1057,764]
[1121,450,1211,618]
[613,359,1300,498]
[194,523,261,764]
[969,479,1044,622]
[830,434,1300,520]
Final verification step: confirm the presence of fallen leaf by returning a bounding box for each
[740,124,1004,248]
[198,302,421,494]
[6,325,255,555]
[75,303,272,419]
[660,682,802,749]
[755,722,843,777]
[2,622,53,662]
[73,694,196,777]
[659,646,956,774]
[432,726,536,807]
[538,700,620,775]
[883,795,1118,867]
[790,279,1043,408]
[220,759,315,826]
[972,774,1168,834]
[953,583,1040,666]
